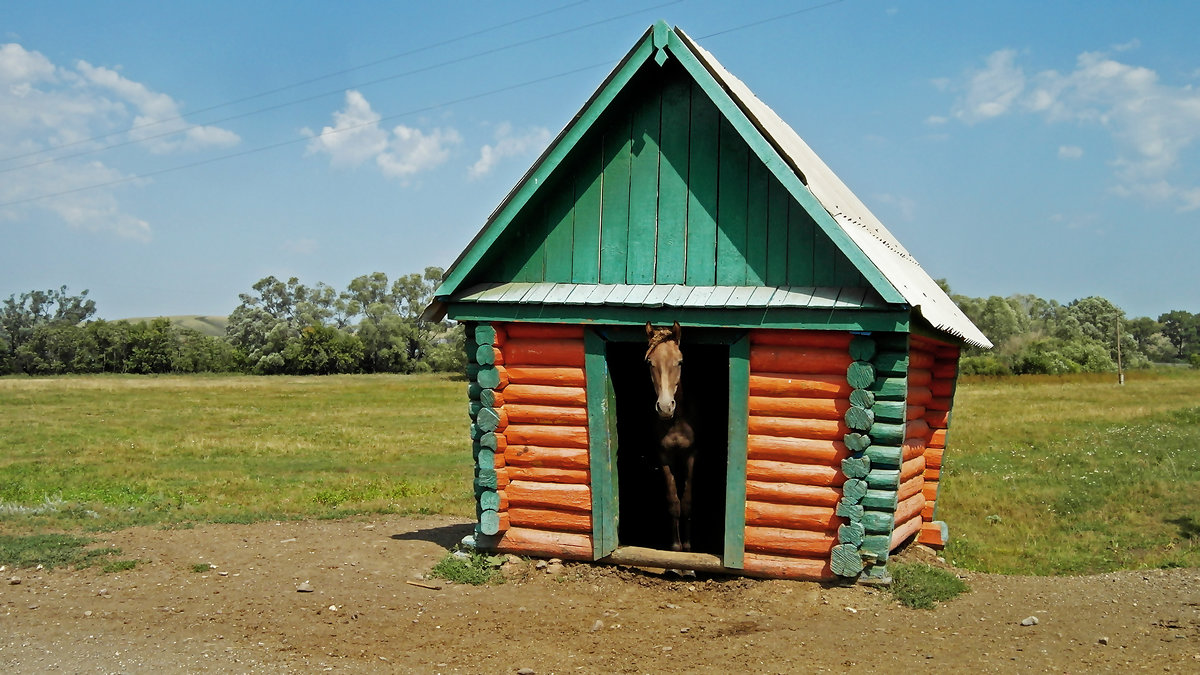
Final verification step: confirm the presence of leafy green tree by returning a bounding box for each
[1,286,96,374]
[1158,310,1198,359]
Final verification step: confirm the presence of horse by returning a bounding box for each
[645,321,697,553]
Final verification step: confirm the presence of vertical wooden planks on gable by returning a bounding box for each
[627,75,661,285]
[544,173,575,282]
[514,199,547,282]
[600,110,632,284]
[765,178,789,286]
[685,80,719,286]
[573,140,603,283]
[787,200,816,286]
[811,214,838,287]
[656,71,690,284]
[716,117,748,285]
[745,160,768,285]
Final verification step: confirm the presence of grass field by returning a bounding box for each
[1,370,1197,575]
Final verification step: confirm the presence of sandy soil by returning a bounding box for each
[1,516,1196,673]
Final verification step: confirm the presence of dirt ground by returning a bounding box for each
[1,516,1196,674]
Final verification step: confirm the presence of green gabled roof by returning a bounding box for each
[425,21,912,325]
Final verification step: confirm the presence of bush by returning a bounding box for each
[888,562,969,609]
[429,548,505,585]
[959,355,1011,376]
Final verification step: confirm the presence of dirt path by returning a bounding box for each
[1,516,1196,673]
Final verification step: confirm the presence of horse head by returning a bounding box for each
[645,321,683,420]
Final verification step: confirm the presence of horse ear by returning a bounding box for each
[672,321,682,343]
[645,321,654,337]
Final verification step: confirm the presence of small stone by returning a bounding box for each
[97,588,108,596]
[664,603,679,610]
[506,554,522,565]
[1020,616,1039,626]
[517,668,535,675]
[845,607,858,614]
[328,605,338,612]
[548,558,562,564]
[545,563,565,577]
[8,577,21,585]
[591,620,604,632]
[296,581,314,593]
[1098,636,1110,645]
[535,560,548,570]
[84,610,93,617]
[680,627,689,633]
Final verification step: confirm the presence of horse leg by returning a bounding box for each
[659,462,683,552]
[680,452,695,553]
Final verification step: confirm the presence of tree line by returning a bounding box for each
[0,269,465,376]
[943,281,1200,375]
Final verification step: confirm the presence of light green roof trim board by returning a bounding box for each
[454,282,889,310]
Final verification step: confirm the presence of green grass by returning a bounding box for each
[429,549,506,585]
[943,369,1200,574]
[0,533,122,569]
[0,374,471,533]
[888,562,969,609]
[102,559,139,573]
[2,370,1198,576]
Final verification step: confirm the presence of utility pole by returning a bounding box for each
[1116,314,1124,385]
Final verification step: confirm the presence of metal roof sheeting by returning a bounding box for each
[675,29,992,349]
[456,283,888,310]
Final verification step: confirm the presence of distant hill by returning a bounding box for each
[117,315,229,338]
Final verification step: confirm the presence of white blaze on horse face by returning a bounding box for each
[649,340,682,419]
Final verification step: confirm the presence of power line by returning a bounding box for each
[695,0,846,39]
[0,0,588,166]
[0,0,683,176]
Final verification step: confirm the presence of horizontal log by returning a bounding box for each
[480,389,502,408]
[869,421,905,446]
[908,386,933,406]
[505,404,588,427]
[749,346,853,375]
[929,428,948,448]
[924,409,951,428]
[478,508,508,536]
[838,521,865,545]
[902,437,926,462]
[922,502,936,520]
[893,492,925,525]
[748,395,849,420]
[862,489,898,511]
[741,552,835,581]
[906,405,926,422]
[845,405,874,431]
[476,344,503,366]
[744,501,840,531]
[926,396,953,412]
[907,350,936,370]
[502,323,584,339]
[506,480,591,512]
[917,520,948,548]
[506,466,590,484]
[747,435,848,464]
[890,514,923,551]
[602,546,725,573]
[863,509,894,534]
[748,416,847,441]
[478,489,508,511]
[468,400,483,419]
[860,534,891,564]
[478,432,507,454]
[507,506,592,533]
[744,526,838,557]
[925,445,944,470]
[872,400,906,423]
[749,373,851,398]
[468,382,483,401]
[841,455,871,479]
[848,389,875,408]
[502,384,587,407]
[745,480,841,507]
[493,527,593,560]
[924,467,941,481]
[865,468,899,490]
[747,459,844,487]
[505,366,586,387]
[474,467,509,491]
[843,432,871,453]
[932,363,958,380]
[922,481,940,501]
[502,338,585,367]
[505,445,589,470]
[864,444,902,467]
[475,406,508,433]
[901,455,927,482]
[873,351,908,376]
[473,323,505,347]
[841,478,868,503]
[835,501,863,521]
[931,379,955,397]
[504,424,589,449]
[907,369,933,387]
[476,365,509,391]
[871,376,907,400]
[898,474,924,502]
[475,447,502,470]
[750,330,853,349]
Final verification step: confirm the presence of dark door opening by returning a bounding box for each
[608,339,729,555]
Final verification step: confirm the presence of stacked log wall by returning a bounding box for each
[910,336,960,549]
[474,323,594,560]
[739,329,852,581]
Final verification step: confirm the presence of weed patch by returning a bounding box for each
[429,548,505,586]
[889,563,969,609]
[0,534,120,569]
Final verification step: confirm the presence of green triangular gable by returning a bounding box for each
[434,22,903,303]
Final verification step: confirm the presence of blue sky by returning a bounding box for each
[1,1,1197,320]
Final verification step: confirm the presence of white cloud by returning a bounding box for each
[305,90,461,182]
[945,47,1200,211]
[1112,38,1140,53]
[0,43,240,240]
[1058,145,1083,159]
[872,193,917,221]
[925,115,948,126]
[468,122,552,179]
